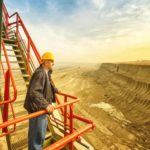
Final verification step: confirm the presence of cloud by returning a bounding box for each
[4,0,150,63]
[4,0,30,14]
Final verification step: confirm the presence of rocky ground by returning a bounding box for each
[52,63,150,150]
[0,62,150,150]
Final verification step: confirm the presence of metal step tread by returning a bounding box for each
[11,130,28,150]
[25,82,29,85]
[22,74,30,77]
[9,37,16,39]
[11,131,52,150]
[45,132,52,139]
[11,67,26,70]
[8,30,16,34]
[3,38,16,42]
[6,49,20,52]
[4,43,18,47]
[2,61,24,64]
[1,54,22,58]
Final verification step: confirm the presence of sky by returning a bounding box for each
[4,0,150,63]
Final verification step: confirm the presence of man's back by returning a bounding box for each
[24,65,54,113]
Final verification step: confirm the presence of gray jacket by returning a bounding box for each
[24,65,57,113]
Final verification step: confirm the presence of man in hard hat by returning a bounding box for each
[24,52,58,150]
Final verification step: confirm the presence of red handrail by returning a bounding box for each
[1,70,16,137]
[0,40,17,136]
[2,3,41,73]
[0,99,80,129]
[0,40,17,105]
[0,60,5,76]
[15,13,41,64]
[1,3,96,150]
[44,124,95,150]
[2,4,9,38]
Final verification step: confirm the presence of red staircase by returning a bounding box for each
[0,3,96,150]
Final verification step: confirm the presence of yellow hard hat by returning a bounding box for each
[41,52,55,62]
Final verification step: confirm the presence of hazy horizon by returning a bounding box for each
[4,0,150,63]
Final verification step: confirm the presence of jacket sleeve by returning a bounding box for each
[49,76,59,93]
[29,71,49,110]
[52,83,59,93]
[51,81,59,93]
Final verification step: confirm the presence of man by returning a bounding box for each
[24,52,58,150]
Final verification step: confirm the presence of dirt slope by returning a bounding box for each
[53,63,150,150]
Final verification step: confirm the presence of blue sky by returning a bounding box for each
[4,0,150,63]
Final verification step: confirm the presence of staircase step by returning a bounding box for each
[6,49,20,52]
[45,132,52,139]
[1,54,22,57]
[17,61,25,64]
[2,61,25,64]
[11,130,28,150]
[14,55,22,57]
[8,34,16,38]
[43,132,54,148]
[11,68,26,70]
[4,43,18,47]
[7,32,16,36]
[22,74,30,78]
[8,30,15,33]
[25,82,29,86]
[2,35,6,38]
[9,36,16,39]
[3,38,16,43]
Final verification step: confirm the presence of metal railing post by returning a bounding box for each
[2,69,10,132]
[64,96,68,137]
[0,0,3,58]
[27,38,30,74]
[2,69,12,150]
[16,14,19,42]
[69,103,74,150]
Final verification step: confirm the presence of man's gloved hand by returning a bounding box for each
[46,104,55,114]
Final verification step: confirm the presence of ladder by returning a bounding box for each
[0,3,96,150]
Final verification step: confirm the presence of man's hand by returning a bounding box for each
[46,104,55,114]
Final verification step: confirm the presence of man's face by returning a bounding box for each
[44,60,54,70]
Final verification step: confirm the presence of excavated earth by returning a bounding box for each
[53,63,150,150]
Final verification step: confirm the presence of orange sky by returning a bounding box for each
[5,0,150,63]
